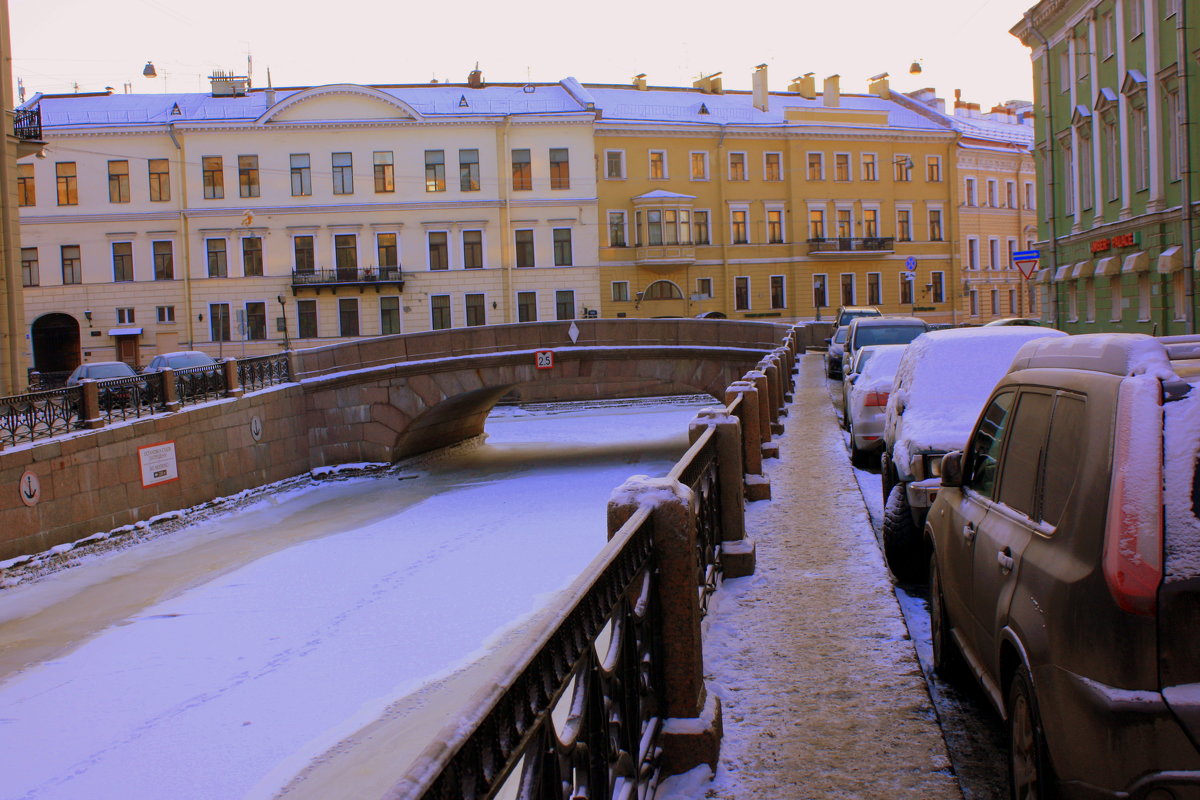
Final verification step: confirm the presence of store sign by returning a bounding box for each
[1090,231,1140,253]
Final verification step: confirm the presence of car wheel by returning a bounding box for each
[929,552,965,682]
[883,484,924,583]
[1008,665,1057,800]
[880,452,895,507]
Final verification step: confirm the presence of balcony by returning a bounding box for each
[291,266,405,295]
[633,244,696,272]
[807,237,895,255]
[14,107,41,141]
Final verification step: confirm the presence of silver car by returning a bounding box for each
[844,345,906,467]
[825,325,849,379]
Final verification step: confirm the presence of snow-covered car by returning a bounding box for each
[879,326,1067,582]
[844,344,906,467]
[841,316,928,379]
[144,351,218,372]
[825,325,849,379]
[65,361,139,385]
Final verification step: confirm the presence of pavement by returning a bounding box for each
[666,352,964,799]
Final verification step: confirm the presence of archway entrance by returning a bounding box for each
[640,280,688,318]
[31,313,82,385]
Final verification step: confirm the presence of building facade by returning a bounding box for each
[1012,0,1198,334]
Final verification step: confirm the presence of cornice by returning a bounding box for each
[595,125,954,144]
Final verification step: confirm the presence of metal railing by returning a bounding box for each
[672,425,723,617]
[807,237,895,253]
[95,373,167,424]
[291,267,405,287]
[0,386,82,446]
[173,364,226,409]
[14,107,41,141]
[237,353,290,393]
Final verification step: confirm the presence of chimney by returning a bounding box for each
[633,73,648,91]
[752,63,769,112]
[693,72,723,95]
[208,69,249,97]
[868,72,890,99]
[789,73,816,100]
[822,74,840,108]
[467,63,484,89]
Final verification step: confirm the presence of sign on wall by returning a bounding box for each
[138,441,179,488]
[18,470,40,507]
[535,350,554,370]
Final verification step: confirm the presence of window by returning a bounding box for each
[553,228,572,266]
[238,155,260,198]
[770,275,786,309]
[362,151,393,195]
[202,156,223,199]
[862,153,877,182]
[764,152,782,181]
[989,239,1000,271]
[693,211,710,245]
[735,276,750,311]
[897,209,912,242]
[518,291,537,322]
[894,155,912,182]
[17,163,34,206]
[112,242,134,282]
[929,209,943,241]
[1128,0,1145,36]
[986,179,998,209]
[931,271,945,303]
[424,150,445,192]
[834,153,851,181]
[428,232,449,270]
[729,152,747,181]
[1025,181,1036,209]
[809,208,825,240]
[116,307,135,325]
[1163,0,1179,17]
[378,232,399,269]
[297,299,317,339]
[731,209,748,244]
[1006,181,1016,209]
[1103,119,1119,201]
[246,301,266,340]
[767,209,784,244]
[338,298,360,337]
[648,150,667,179]
[549,148,570,189]
[900,273,914,305]
[511,149,531,190]
[995,391,1053,517]
[294,236,315,273]
[243,236,263,277]
[608,211,627,247]
[991,289,1000,316]
[1166,87,1182,182]
[555,290,575,320]
[1131,105,1148,190]
[840,273,855,305]
[290,154,311,196]
[605,150,625,179]
[332,152,353,194]
[1061,137,1074,214]
[697,277,713,298]
[1100,12,1114,57]
[867,273,881,305]
[970,290,979,316]
[156,305,175,323]
[108,160,130,203]
[465,293,486,326]
[210,303,231,342]
[462,230,482,269]
[335,234,358,277]
[20,247,38,287]
[612,281,630,302]
[965,390,1016,497]
[56,162,78,205]
[153,240,173,280]
[813,274,828,309]
[149,158,170,201]
[381,296,401,335]
[1079,134,1095,208]
[459,149,480,191]
[515,230,534,267]
[807,152,824,180]
[965,178,978,206]
[207,239,228,278]
[690,151,709,180]
[863,208,878,238]
[926,156,941,182]
[836,209,852,238]
[968,238,980,269]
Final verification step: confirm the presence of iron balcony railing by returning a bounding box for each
[13,107,41,141]
[807,237,895,254]
[291,266,405,290]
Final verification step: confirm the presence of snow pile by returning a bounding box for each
[885,327,1066,469]
[849,344,907,397]
[1164,383,1200,582]
[609,475,695,513]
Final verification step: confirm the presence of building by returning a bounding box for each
[1012,0,1197,334]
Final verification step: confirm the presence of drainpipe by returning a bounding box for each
[715,123,729,317]
[1025,12,1062,328]
[498,116,514,323]
[166,123,195,347]
[1178,3,1196,333]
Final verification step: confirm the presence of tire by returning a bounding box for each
[880,452,896,509]
[929,552,965,683]
[1007,665,1057,800]
[883,484,924,583]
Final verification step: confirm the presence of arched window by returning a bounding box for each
[643,280,684,300]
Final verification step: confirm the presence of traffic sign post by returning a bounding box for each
[1013,249,1040,280]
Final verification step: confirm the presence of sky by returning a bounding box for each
[11,0,1038,109]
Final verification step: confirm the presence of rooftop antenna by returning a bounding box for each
[17,77,24,104]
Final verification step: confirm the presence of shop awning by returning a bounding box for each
[1071,260,1095,279]
[1156,246,1184,274]
[1094,256,1119,276]
[1121,251,1149,273]
[107,327,143,336]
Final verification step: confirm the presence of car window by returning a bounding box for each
[1039,394,1085,526]
[834,328,847,344]
[857,326,925,348]
[996,391,1053,518]
[92,364,133,379]
[965,389,1016,497]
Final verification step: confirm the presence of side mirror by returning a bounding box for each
[824,338,832,346]
[940,451,964,487]
[847,373,859,385]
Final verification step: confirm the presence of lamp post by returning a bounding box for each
[277,295,289,350]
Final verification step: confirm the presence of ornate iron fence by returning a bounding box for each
[410,509,663,800]
[0,386,82,446]
[96,373,167,424]
[237,353,291,392]
[671,426,723,618]
[173,365,227,408]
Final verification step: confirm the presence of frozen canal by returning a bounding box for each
[0,396,714,800]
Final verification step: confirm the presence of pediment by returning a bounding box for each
[258,84,421,124]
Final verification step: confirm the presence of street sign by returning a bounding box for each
[535,350,554,370]
[1013,249,1040,279]
[905,256,917,271]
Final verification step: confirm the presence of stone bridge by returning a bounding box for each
[290,318,792,463]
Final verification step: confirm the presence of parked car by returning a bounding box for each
[65,361,139,385]
[825,325,849,379]
[144,351,219,372]
[833,305,881,328]
[879,326,1066,582]
[841,316,928,378]
[927,332,1200,799]
[843,344,906,467]
[982,317,1043,327]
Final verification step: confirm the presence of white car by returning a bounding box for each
[844,344,907,467]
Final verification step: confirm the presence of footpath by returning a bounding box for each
[660,352,963,799]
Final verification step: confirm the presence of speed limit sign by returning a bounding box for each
[535,350,554,369]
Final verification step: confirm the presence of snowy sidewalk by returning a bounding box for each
[660,353,962,800]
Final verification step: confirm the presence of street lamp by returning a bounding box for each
[277,295,289,350]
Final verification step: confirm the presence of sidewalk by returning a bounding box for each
[661,352,963,799]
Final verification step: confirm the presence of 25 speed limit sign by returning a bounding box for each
[535,350,554,369]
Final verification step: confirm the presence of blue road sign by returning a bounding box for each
[905,256,917,271]
[1013,249,1040,260]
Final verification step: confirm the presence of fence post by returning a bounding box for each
[744,369,777,460]
[81,380,103,430]
[724,381,769,501]
[285,349,300,382]
[760,356,785,429]
[607,476,722,776]
[160,368,180,412]
[222,358,243,399]
[689,409,754,578]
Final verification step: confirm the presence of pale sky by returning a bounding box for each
[12,0,1037,109]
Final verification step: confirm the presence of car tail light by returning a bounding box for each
[1103,375,1164,616]
[864,391,890,407]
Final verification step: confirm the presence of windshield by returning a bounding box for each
[857,325,926,347]
[173,354,215,367]
[90,364,133,379]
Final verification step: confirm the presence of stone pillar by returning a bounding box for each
[761,356,785,428]
[744,369,777,460]
[724,381,770,501]
[80,379,103,430]
[285,349,301,383]
[160,368,180,412]
[222,358,244,399]
[688,408,754,578]
[607,476,721,775]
